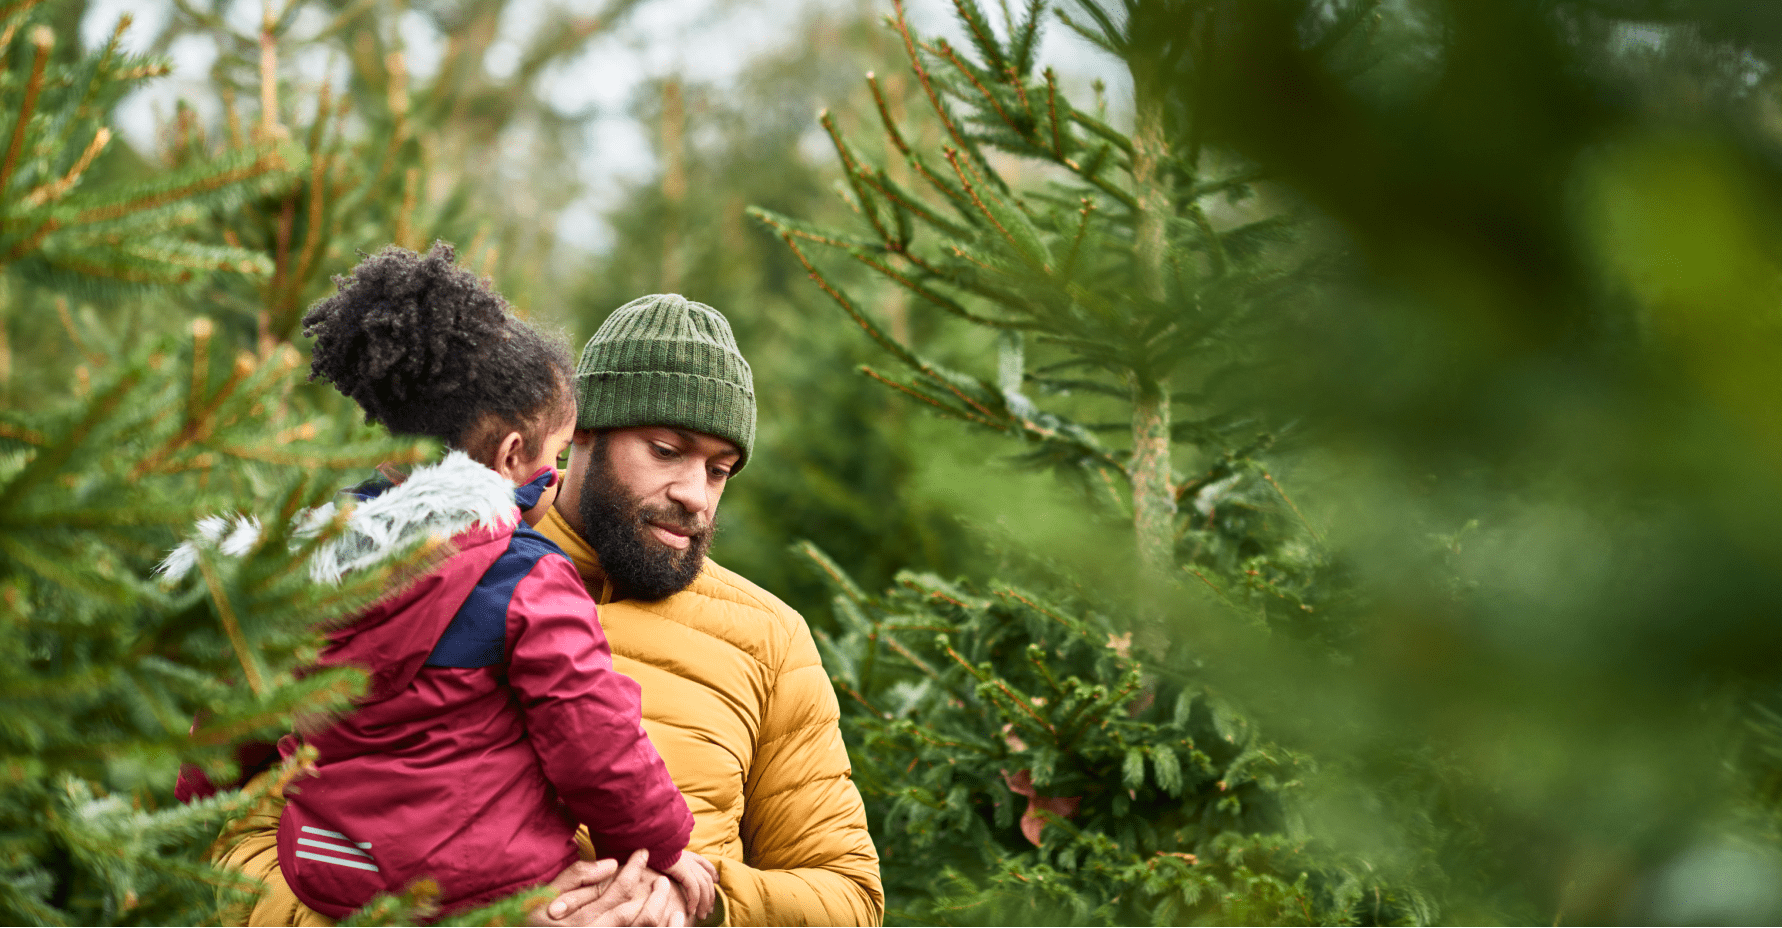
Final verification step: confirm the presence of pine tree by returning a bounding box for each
[154,0,652,339]
[753,0,1404,922]
[0,5,437,923]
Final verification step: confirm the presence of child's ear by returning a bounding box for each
[493,430,527,482]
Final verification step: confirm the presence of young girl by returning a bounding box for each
[173,243,714,921]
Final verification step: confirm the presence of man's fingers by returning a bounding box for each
[542,859,620,920]
[612,849,651,892]
[634,876,672,927]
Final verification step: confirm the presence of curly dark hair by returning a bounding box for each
[303,242,573,465]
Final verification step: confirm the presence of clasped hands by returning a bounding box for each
[527,849,717,927]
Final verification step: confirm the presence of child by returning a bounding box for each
[175,243,714,921]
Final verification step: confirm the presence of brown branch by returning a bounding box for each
[819,109,891,244]
[198,557,266,698]
[866,72,971,215]
[0,217,56,264]
[0,421,45,444]
[851,250,1034,330]
[831,676,885,717]
[933,40,1016,133]
[941,147,1028,261]
[860,366,1005,431]
[74,148,290,225]
[21,129,110,208]
[772,221,1005,422]
[889,0,973,154]
[1261,471,1323,546]
[1044,68,1064,159]
[0,26,53,211]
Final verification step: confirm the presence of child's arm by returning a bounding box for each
[504,552,695,875]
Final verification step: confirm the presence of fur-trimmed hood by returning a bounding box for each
[158,451,519,586]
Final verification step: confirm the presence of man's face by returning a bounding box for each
[566,426,740,601]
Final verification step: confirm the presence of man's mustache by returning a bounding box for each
[637,504,711,538]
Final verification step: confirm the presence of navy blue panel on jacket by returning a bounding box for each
[427,524,569,668]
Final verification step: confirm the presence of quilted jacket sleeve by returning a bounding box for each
[508,554,694,873]
[722,616,883,926]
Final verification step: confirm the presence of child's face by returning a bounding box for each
[513,408,577,526]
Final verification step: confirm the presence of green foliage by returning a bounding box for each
[0,314,425,924]
[0,3,290,299]
[802,542,1425,924]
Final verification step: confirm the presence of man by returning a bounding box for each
[531,294,882,927]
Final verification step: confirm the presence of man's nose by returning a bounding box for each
[663,464,710,515]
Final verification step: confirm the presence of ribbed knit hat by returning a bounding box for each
[575,294,756,470]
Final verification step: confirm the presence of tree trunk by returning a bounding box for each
[1129,69,1176,578]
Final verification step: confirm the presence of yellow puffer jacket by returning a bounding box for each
[538,509,883,927]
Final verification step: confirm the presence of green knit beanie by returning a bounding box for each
[574,294,756,470]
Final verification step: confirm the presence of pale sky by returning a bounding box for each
[82,0,1129,253]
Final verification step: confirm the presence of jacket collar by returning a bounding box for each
[539,506,616,605]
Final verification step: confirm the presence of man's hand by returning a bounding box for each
[527,849,684,927]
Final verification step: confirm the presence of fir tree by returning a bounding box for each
[0,1,293,299]
[755,0,1401,922]
[0,5,435,922]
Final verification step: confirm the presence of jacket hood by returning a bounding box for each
[158,451,519,585]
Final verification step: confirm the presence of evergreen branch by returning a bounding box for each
[831,676,885,718]
[0,0,44,28]
[775,228,1003,422]
[1055,2,1125,57]
[859,166,974,240]
[880,630,945,681]
[1187,203,1229,278]
[200,553,265,701]
[186,317,211,431]
[1044,68,1065,159]
[940,148,1034,268]
[1184,565,1242,612]
[0,420,44,444]
[866,71,915,159]
[1006,66,1034,121]
[933,37,1017,135]
[20,128,109,209]
[1010,0,1045,76]
[940,637,1056,736]
[795,540,870,605]
[270,193,296,308]
[860,366,1005,431]
[283,148,330,335]
[0,25,52,213]
[0,217,55,265]
[1190,169,1266,202]
[820,110,892,246]
[889,0,977,163]
[951,0,1011,77]
[1066,109,1134,158]
[1261,471,1323,547]
[851,250,1037,330]
[864,72,974,219]
[72,145,296,226]
[1062,196,1096,280]
[0,369,138,513]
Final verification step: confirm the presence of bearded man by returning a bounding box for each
[530,294,882,927]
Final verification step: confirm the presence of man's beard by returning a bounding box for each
[578,436,716,602]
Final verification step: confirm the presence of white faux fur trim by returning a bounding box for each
[157,451,518,586]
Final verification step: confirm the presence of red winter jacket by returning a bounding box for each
[174,454,693,918]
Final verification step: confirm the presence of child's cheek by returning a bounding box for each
[522,480,560,527]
